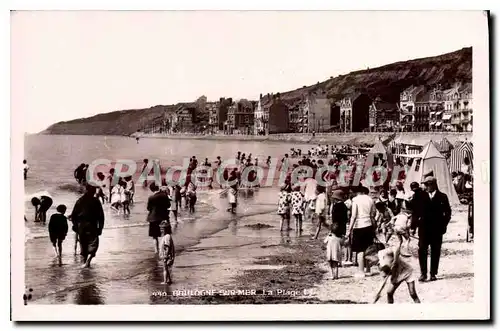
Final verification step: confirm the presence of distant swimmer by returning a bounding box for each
[23,160,29,180]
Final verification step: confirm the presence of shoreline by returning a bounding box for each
[132,132,472,146]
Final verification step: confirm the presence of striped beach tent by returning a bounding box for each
[449,141,473,173]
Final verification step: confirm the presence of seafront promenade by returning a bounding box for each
[132,132,473,146]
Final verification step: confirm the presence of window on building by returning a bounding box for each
[415,159,421,171]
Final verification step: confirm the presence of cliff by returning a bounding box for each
[42,47,472,136]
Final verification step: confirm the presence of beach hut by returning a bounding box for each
[449,141,473,173]
[403,141,460,205]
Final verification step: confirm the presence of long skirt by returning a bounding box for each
[79,232,99,259]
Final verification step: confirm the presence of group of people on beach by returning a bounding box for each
[275,149,455,303]
[24,139,467,297]
[290,144,372,158]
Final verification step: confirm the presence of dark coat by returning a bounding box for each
[147,191,171,222]
[331,200,348,237]
[411,189,451,237]
[70,194,105,236]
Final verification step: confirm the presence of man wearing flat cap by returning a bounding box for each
[412,176,452,282]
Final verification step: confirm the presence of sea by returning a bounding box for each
[23,134,314,304]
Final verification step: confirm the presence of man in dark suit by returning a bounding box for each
[410,176,451,282]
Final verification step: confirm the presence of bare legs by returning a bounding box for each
[161,265,172,285]
[314,216,327,240]
[386,281,420,304]
[356,252,370,275]
[153,237,159,254]
[294,215,303,234]
[328,261,339,280]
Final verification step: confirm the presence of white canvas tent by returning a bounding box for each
[364,139,394,170]
[403,141,460,205]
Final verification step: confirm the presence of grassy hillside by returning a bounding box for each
[42,47,472,136]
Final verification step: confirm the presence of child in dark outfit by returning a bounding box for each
[49,205,69,259]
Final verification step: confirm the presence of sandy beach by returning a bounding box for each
[151,200,472,305]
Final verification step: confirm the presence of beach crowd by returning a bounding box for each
[24,141,473,299]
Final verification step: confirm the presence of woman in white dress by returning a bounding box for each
[110,180,124,212]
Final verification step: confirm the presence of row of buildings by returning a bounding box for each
[161,82,472,134]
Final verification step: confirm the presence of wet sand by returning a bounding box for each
[26,182,472,305]
[152,205,473,305]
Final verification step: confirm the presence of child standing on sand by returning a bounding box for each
[390,200,412,257]
[313,186,328,239]
[159,221,175,284]
[277,185,292,231]
[375,201,394,244]
[291,184,305,233]
[323,223,344,280]
[48,205,69,260]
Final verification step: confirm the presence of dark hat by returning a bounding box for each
[410,182,420,190]
[331,189,344,201]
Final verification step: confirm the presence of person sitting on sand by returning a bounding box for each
[159,221,175,284]
[323,222,344,280]
[48,205,68,261]
[376,246,421,304]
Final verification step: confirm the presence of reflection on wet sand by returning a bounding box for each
[48,260,68,303]
[75,269,104,305]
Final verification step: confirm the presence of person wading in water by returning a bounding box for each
[70,184,105,268]
[147,182,171,254]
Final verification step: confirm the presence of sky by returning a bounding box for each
[11,11,485,133]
